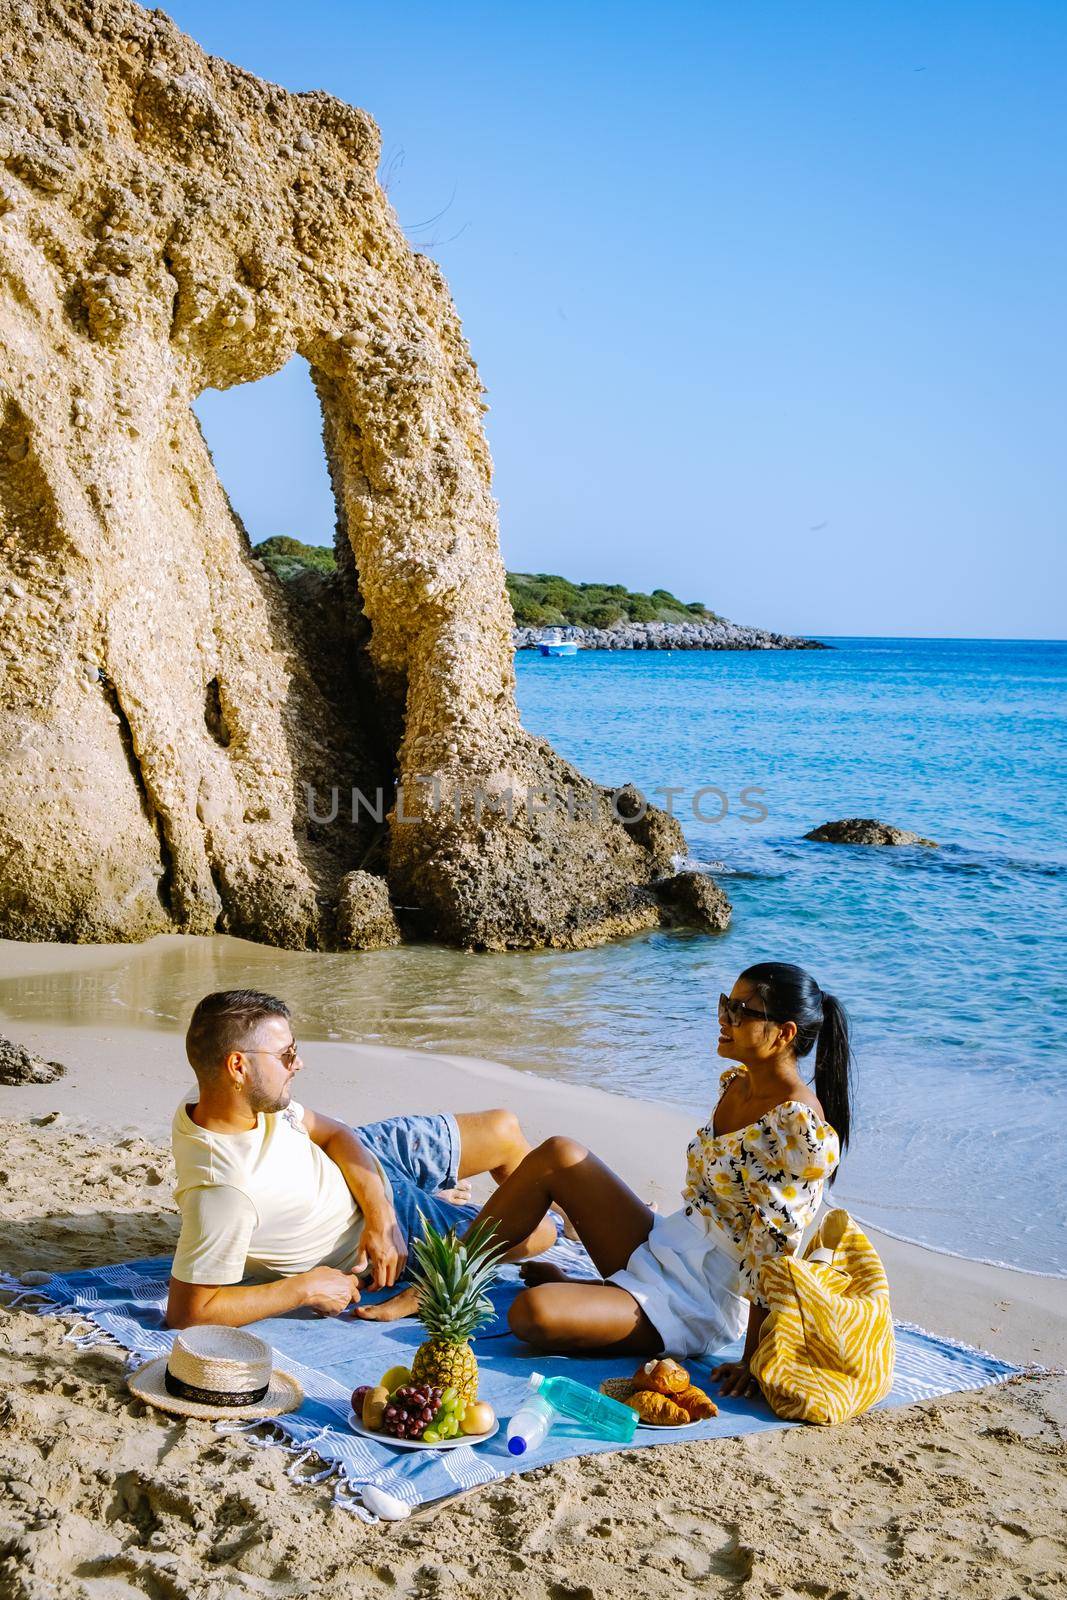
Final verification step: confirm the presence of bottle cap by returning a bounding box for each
[507,1436,527,1455]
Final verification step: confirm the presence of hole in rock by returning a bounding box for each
[193,354,338,564]
[192,350,394,896]
[203,677,230,747]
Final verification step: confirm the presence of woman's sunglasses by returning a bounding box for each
[718,994,773,1026]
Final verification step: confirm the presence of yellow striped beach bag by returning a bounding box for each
[750,1208,895,1424]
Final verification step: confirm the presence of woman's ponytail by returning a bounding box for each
[740,963,854,1182]
[814,992,852,1173]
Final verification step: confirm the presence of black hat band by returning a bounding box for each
[163,1366,270,1406]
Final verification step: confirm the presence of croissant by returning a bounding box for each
[631,1358,690,1396]
[674,1383,718,1420]
[624,1389,691,1426]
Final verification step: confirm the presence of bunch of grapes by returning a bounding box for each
[381,1384,445,1440]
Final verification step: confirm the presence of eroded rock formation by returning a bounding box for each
[0,1034,65,1083]
[805,819,937,848]
[0,0,726,951]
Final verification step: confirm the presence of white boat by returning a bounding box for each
[537,628,578,658]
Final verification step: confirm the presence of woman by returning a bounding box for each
[474,962,852,1398]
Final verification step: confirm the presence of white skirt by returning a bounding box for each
[608,1206,748,1359]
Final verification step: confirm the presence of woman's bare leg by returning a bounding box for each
[353,1125,559,1324]
[449,1109,577,1236]
[509,1281,662,1355]
[477,1135,661,1353]
[473,1136,654,1277]
[355,1135,653,1327]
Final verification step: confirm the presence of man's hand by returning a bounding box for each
[302,1112,405,1288]
[360,1209,408,1290]
[298,1267,362,1316]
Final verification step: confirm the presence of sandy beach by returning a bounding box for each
[2,963,1066,1600]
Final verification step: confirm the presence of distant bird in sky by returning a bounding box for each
[809,520,829,532]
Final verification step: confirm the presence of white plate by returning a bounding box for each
[347,1408,499,1451]
[636,1415,706,1431]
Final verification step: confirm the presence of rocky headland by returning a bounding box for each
[0,0,732,953]
[258,542,825,653]
[513,621,824,651]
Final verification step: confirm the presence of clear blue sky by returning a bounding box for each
[180,1,1066,639]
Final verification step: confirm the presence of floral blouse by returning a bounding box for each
[682,1067,840,1308]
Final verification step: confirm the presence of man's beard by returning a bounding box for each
[246,1070,290,1114]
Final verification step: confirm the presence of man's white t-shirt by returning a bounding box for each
[171,1095,391,1286]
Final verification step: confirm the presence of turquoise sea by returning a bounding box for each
[512,637,1067,1277]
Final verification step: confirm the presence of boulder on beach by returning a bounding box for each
[654,870,732,932]
[334,871,402,950]
[0,1037,66,1085]
[805,818,938,848]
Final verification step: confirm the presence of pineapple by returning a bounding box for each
[409,1215,504,1404]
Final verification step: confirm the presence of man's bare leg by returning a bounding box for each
[454,1108,531,1185]
[437,1108,530,1203]
[353,1108,557,1323]
[451,1108,578,1236]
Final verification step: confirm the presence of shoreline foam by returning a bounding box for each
[834,1215,1067,1283]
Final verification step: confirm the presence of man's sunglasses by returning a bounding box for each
[718,994,773,1027]
[244,1041,299,1069]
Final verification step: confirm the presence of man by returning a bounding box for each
[166,989,558,1329]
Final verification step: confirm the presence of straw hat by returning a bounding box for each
[127,1325,303,1420]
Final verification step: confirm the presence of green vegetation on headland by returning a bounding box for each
[504,572,723,628]
[252,539,724,627]
[253,536,337,580]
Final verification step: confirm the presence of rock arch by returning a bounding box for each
[0,0,720,950]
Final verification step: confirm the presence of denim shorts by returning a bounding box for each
[353,1112,480,1255]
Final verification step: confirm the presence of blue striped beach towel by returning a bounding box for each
[0,1247,1021,1520]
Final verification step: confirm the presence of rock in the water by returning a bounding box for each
[654,870,732,932]
[805,818,937,848]
[0,1037,66,1085]
[613,785,689,874]
[0,0,689,954]
[334,871,402,950]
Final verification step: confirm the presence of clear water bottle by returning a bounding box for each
[506,1392,557,1455]
[506,1372,638,1455]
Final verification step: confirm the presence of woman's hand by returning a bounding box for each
[710,1358,759,1399]
[712,1301,767,1397]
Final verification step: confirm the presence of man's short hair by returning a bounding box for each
[185,990,291,1081]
